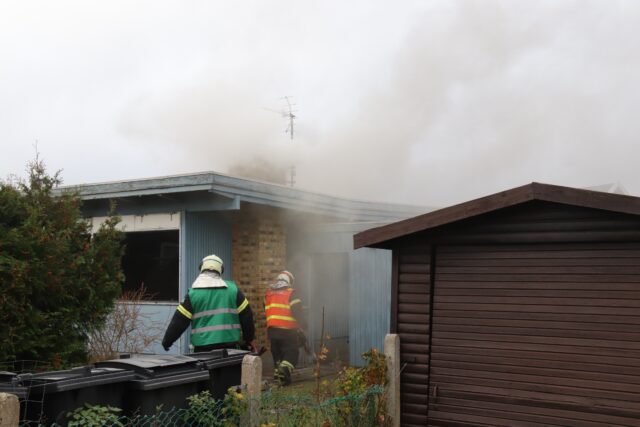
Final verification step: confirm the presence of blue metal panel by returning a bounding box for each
[349,248,391,366]
[307,253,350,352]
[179,211,188,354]
[107,302,177,355]
[291,224,392,366]
[180,211,233,354]
[138,303,180,355]
[183,212,233,284]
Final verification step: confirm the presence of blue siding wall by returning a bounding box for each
[138,303,179,355]
[307,252,350,359]
[183,211,233,287]
[349,248,391,366]
[290,224,392,366]
[179,211,233,353]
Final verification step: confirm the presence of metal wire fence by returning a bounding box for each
[1,360,54,426]
[4,355,389,427]
[16,385,386,427]
[259,385,387,427]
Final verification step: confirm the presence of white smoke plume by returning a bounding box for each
[3,1,639,207]
[116,0,640,206]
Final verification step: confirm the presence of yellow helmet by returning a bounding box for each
[276,270,294,286]
[201,254,224,274]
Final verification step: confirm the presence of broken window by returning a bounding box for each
[121,230,179,301]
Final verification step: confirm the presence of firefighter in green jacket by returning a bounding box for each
[162,254,257,353]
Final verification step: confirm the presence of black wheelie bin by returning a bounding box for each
[17,366,134,426]
[188,349,250,400]
[95,354,210,416]
[0,371,28,400]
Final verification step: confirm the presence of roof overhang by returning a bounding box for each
[59,171,430,223]
[354,182,640,249]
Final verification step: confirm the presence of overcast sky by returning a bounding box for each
[1,0,639,207]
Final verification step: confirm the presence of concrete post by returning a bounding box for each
[240,355,262,427]
[384,334,401,427]
[0,393,19,427]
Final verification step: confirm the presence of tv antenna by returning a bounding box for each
[283,96,296,140]
[264,96,298,186]
[264,96,297,139]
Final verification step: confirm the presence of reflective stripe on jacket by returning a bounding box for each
[265,287,299,329]
[188,280,241,346]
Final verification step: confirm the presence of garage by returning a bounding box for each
[355,183,640,426]
[431,242,640,426]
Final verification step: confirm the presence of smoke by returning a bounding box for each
[118,0,640,207]
[227,157,289,185]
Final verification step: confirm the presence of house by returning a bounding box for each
[71,171,428,364]
[355,182,640,426]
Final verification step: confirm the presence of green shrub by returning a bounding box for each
[67,403,123,427]
[183,390,220,426]
[183,388,246,427]
[335,348,387,396]
[332,348,389,426]
[0,158,124,366]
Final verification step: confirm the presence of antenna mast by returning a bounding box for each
[283,96,297,186]
[283,96,296,140]
[265,97,298,187]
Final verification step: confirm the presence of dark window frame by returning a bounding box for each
[121,230,180,302]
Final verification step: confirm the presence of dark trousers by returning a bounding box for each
[268,328,299,367]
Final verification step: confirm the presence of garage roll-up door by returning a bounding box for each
[429,242,640,427]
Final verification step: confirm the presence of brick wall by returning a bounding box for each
[231,207,286,348]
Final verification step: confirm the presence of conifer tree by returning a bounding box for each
[0,159,123,366]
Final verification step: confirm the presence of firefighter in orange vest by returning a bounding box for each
[264,270,305,386]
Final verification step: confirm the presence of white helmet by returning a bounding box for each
[276,270,294,286]
[201,254,224,274]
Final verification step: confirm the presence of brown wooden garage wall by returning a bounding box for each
[394,246,432,426]
[428,242,640,427]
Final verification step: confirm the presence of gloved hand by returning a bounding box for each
[296,328,307,345]
[163,342,171,351]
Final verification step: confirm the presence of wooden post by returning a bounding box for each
[0,393,19,427]
[240,355,262,427]
[384,334,400,427]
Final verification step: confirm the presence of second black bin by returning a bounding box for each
[94,350,250,417]
[188,349,250,400]
[96,354,209,416]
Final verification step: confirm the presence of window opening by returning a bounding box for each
[121,230,179,301]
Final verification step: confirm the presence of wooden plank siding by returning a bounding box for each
[428,242,640,426]
[396,247,432,426]
[375,200,640,426]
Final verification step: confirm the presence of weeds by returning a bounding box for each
[67,404,123,427]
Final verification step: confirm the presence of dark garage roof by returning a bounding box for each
[354,182,640,249]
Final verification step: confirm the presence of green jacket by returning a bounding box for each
[188,280,242,346]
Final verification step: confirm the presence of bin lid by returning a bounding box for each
[0,384,28,400]
[226,349,251,358]
[0,371,18,382]
[95,355,203,378]
[24,366,135,394]
[188,349,250,369]
[0,372,27,400]
[127,370,210,391]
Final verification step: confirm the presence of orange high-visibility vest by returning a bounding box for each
[265,287,298,329]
